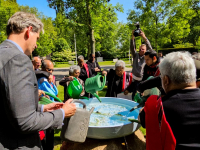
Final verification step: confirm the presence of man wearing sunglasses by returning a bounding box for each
[37,59,58,150]
[38,59,57,101]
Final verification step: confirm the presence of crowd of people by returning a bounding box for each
[0,11,200,150]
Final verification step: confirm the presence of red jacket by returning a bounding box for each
[145,95,176,150]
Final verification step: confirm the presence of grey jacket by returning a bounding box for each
[0,41,63,150]
[130,38,155,81]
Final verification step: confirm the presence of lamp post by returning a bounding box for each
[74,33,77,65]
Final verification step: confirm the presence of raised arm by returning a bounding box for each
[130,30,137,58]
[140,31,155,53]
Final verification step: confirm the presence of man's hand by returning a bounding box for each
[48,75,54,83]
[124,90,129,95]
[139,31,147,40]
[62,99,76,118]
[102,71,107,76]
[95,67,100,72]
[38,90,45,97]
[43,102,64,112]
[69,76,74,81]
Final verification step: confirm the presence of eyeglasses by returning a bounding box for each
[47,68,54,72]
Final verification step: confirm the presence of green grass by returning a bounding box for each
[98,61,115,66]
[98,86,107,97]
[54,63,71,68]
[54,60,131,68]
[98,60,131,66]
[57,85,64,101]
[139,126,146,136]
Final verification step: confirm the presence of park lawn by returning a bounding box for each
[54,63,71,68]
[54,61,132,68]
[57,85,64,101]
[98,60,131,66]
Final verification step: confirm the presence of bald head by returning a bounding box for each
[42,60,54,74]
[32,56,41,70]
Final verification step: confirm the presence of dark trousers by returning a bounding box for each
[41,129,54,150]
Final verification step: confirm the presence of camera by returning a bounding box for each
[133,22,141,37]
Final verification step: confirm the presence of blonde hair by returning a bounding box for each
[6,12,44,36]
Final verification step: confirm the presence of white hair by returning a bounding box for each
[115,60,125,69]
[159,52,196,84]
[77,55,84,61]
[6,12,44,36]
[69,65,80,75]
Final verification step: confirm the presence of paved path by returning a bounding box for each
[53,65,132,83]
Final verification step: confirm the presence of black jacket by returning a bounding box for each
[140,88,200,150]
[105,69,132,97]
[86,60,101,76]
[142,62,160,81]
[35,70,50,80]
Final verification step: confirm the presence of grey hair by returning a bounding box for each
[159,51,196,84]
[78,55,84,61]
[69,65,80,75]
[115,60,125,69]
[6,12,44,36]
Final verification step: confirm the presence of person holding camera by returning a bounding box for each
[129,27,155,98]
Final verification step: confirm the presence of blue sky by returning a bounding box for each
[17,0,134,23]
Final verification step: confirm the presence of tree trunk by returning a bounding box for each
[87,39,91,59]
[90,29,95,54]
[155,18,158,52]
[86,0,95,57]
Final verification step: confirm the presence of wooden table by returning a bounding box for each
[60,130,146,150]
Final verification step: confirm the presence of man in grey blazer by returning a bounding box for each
[0,12,76,150]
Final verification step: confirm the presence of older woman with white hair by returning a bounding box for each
[139,52,200,150]
[59,65,85,102]
[102,60,133,97]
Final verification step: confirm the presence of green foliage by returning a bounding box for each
[51,49,76,62]
[54,38,69,52]
[127,0,200,50]
[0,0,198,61]
[0,0,19,43]
[173,43,194,48]
[47,0,123,59]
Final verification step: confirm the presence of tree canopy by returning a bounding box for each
[0,0,199,62]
